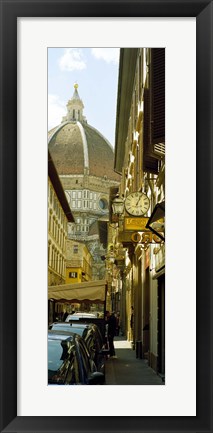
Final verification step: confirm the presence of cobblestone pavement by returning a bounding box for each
[105,337,164,385]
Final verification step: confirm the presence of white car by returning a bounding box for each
[65,312,97,322]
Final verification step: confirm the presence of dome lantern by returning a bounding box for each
[62,83,85,123]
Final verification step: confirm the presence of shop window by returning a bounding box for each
[69,272,78,278]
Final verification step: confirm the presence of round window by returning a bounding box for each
[99,198,108,210]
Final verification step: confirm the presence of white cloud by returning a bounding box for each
[91,48,119,64]
[48,94,66,130]
[58,48,86,72]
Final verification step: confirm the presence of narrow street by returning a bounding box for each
[47,49,166,387]
[105,337,163,385]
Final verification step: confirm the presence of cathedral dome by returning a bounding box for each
[48,85,120,183]
[48,84,120,281]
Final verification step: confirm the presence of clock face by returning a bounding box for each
[125,192,150,216]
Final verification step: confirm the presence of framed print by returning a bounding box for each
[0,0,212,432]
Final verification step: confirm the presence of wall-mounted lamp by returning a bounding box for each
[112,193,124,216]
[146,201,165,241]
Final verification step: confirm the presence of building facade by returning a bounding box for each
[48,151,75,287]
[66,239,93,284]
[112,48,165,377]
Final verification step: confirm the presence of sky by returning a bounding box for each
[48,48,120,147]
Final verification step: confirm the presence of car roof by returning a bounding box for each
[73,312,97,316]
[65,314,96,321]
[48,330,76,341]
[51,322,89,329]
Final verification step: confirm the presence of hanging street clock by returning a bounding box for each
[124,191,150,216]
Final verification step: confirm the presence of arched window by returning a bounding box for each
[48,214,52,233]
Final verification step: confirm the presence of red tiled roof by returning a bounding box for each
[48,121,121,181]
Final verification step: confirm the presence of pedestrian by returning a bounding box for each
[104,311,110,353]
[63,311,68,321]
[130,306,134,330]
[115,312,120,336]
[106,311,117,357]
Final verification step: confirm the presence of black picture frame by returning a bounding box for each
[0,1,212,432]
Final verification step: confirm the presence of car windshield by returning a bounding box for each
[50,323,85,337]
[73,327,88,338]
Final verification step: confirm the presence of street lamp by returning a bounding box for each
[146,200,165,241]
[112,193,124,216]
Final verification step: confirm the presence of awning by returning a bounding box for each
[48,279,107,303]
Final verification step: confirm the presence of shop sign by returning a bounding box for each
[131,232,163,244]
[118,230,163,245]
[124,217,149,231]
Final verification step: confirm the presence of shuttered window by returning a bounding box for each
[143,88,159,174]
[151,48,165,146]
[142,48,165,174]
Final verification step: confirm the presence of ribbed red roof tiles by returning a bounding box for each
[48,121,120,182]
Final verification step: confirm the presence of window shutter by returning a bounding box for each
[143,88,159,174]
[151,48,165,147]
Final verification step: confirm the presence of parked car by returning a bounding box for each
[65,312,97,321]
[48,330,105,385]
[48,322,106,376]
